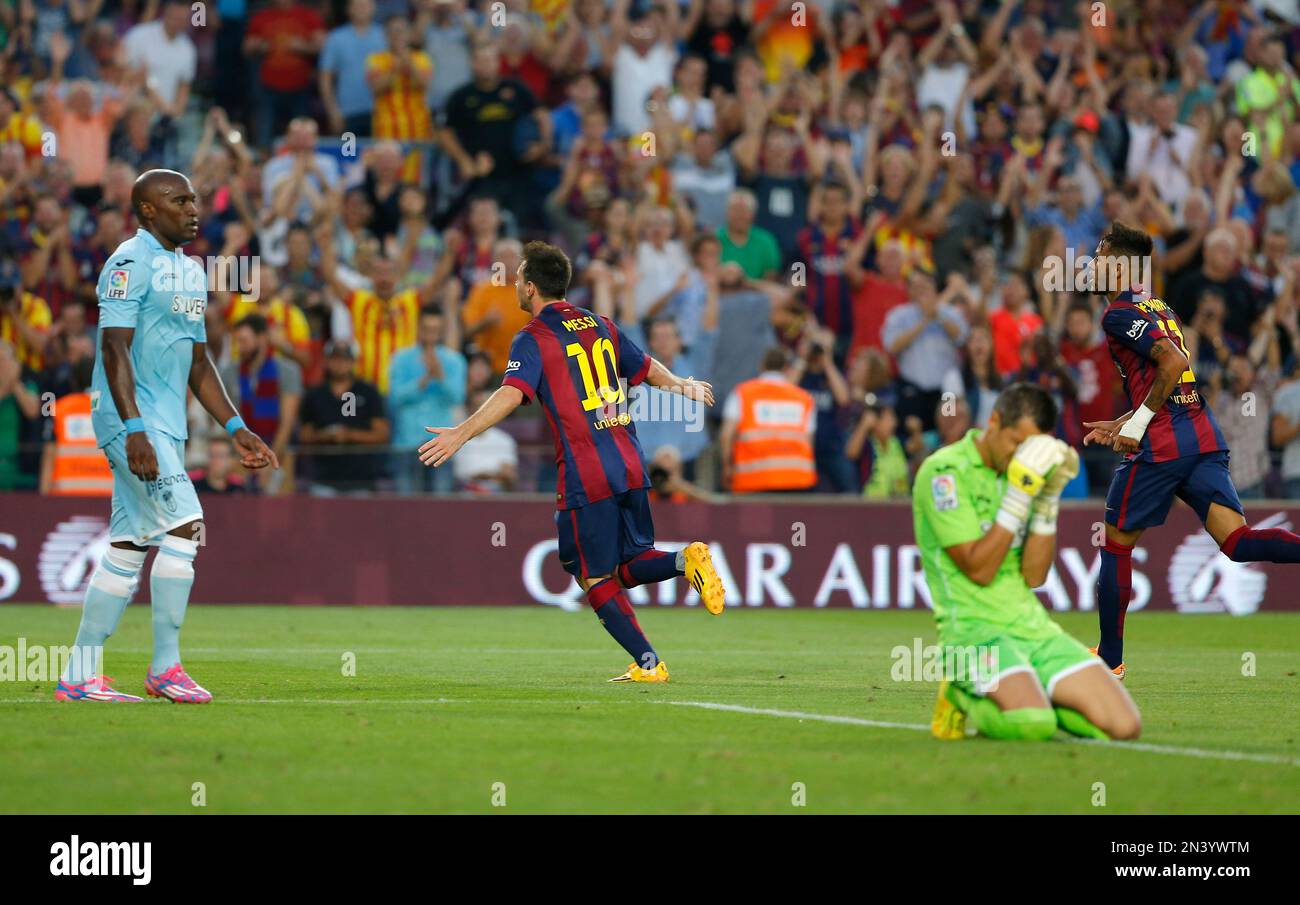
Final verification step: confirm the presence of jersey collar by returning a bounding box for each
[135,227,167,254]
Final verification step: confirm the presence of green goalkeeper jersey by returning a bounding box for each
[912,429,1060,644]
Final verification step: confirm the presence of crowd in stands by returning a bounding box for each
[7,0,1300,500]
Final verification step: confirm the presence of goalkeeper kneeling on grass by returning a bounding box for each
[913,382,1141,741]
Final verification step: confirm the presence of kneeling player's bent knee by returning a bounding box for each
[1099,707,1141,741]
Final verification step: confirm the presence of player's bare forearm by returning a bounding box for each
[420,385,523,467]
[644,358,714,405]
[944,524,1017,587]
[100,327,143,421]
[1020,530,1056,589]
[462,385,523,438]
[1141,338,1186,415]
[188,342,239,425]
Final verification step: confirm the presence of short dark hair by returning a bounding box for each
[1065,299,1094,320]
[1100,220,1153,258]
[419,303,443,319]
[520,240,572,300]
[690,232,720,256]
[236,313,268,335]
[762,346,790,372]
[993,381,1058,432]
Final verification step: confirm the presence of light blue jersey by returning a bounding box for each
[90,228,209,447]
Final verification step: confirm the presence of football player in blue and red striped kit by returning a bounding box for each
[419,241,726,682]
[1083,221,1300,678]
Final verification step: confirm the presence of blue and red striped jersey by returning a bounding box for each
[796,220,860,340]
[1102,290,1227,463]
[503,301,653,509]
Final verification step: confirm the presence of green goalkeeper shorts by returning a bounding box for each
[944,628,1098,700]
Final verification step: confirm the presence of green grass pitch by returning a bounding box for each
[1,604,1297,813]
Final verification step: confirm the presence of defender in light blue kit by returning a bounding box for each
[56,169,279,704]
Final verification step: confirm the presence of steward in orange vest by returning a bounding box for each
[41,359,113,496]
[722,348,816,492]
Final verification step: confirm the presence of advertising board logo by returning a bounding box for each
[39,516,111,605]
[1167,513,1289,615]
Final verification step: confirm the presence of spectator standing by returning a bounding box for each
[192,434,250,494]
[366,17,435,143]
[388,305,466,493]
[220,314,304,494]
[39,356,111,495]
[796,182,863,360]
[720,346,816,493]
[716,188,782,281]
[420,0,479,113]
[297,339,391,494]
[625,317,713,476]
[0,338,40,491]
[320,0,387,138]
[452,387,519,493]
[941,322,1001,430]
[1211,350,1280,500]
[987,272,1043,376]
[0,276,51,373]
[609,1,679,139]
[243,0,326,148]
[1271,359,1300,499]
[792,324,853,493]
[461,238,532,375]
[122,0,196,121]
[881,267,969,433]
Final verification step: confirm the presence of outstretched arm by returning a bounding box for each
[189,341,279,470]
[644,357,715,405]
[419,385,524,467]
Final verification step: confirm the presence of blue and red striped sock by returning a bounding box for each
[587,578,658,669]
[1096,539,1133,669]
[1220,524,1300,563]
[617,550,683,588]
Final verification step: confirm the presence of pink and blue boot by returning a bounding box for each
[55,675,144,702]
[144,664,213,703]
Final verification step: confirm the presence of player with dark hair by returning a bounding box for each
[56,169,278,702]
[916,382,1141,741]
[419,240,726,682]
[1084,220,1300,678]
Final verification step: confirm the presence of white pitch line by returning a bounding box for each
[6,690,1298,767]
[663,700,1300,768]
[665,700,930,732]
[0,697,465,706]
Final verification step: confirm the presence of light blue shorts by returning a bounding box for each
[102,430,203,546]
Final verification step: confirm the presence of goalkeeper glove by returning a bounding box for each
[1029,441,1080,535]
[996,434,1067,535]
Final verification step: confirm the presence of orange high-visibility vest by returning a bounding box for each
[50,392,113,496]
[731,377,816,492]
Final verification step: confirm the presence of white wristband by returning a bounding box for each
[1029,497,1060,535]
[1117,404,1157,443]
[995,485,1032,534]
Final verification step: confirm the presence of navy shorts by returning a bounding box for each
[556,488,656,580]
[1105,451,1244,531]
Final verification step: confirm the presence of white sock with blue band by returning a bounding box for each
[63,547,147,684]
[150,535,200,673]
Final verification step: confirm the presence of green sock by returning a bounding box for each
[1054,706,1109,740]
[948,684,1058,741]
